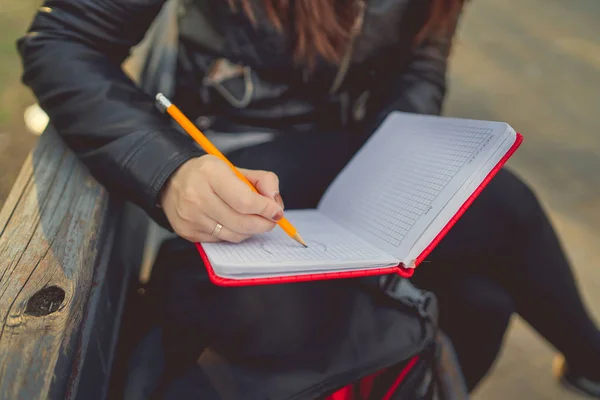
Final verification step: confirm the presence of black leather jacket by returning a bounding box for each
[18,0,460,227]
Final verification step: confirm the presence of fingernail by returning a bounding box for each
[272,208,284,221]
[273,192,285,209]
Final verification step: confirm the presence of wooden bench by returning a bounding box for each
[0,127,153,399]
[0,5,187,395]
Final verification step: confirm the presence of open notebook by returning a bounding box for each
[196,112,523,286]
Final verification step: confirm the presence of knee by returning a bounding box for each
[439,276,515,341]
[460,277,515,326]
[486,169,547,232]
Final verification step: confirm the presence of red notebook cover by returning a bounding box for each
[196,133,523,287]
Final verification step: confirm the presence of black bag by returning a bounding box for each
[318,346,435,400]
[120,241,469,400]
[317,278,469,400]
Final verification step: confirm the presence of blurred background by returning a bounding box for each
[445,1,600,398]
[0,0,40,204]
[0,0,598,398]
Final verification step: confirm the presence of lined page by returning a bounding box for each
[201,210,399,276]
[318,112,513,260]
[404,131,516,263]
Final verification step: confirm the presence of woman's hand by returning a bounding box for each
[160,155,285,243]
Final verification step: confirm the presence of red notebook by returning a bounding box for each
[196,112,523,287]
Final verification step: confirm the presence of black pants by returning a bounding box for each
[157,131,600,392]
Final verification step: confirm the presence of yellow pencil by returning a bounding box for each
[155,93,307,247]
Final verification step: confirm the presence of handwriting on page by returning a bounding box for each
[209,235,376,263]
[259,240,328,255]
[206,235,385,265]
[201,211,395,267]
[322,123,495,248]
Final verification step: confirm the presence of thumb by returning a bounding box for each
[239,168,284,209]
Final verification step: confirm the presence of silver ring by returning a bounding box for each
[211,223,223,237]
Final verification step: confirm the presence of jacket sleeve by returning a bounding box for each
[17,0,205,228]
[373,9,463,124]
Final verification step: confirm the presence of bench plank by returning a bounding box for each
[0,128,117,399]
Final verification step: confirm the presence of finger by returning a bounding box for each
[175,220,251,244]
[273,192,284,209]
[202,217,252,243]
[173,221,220,243]
[210,167,284,222]
[239,168,283,208]
[204,191,277,235]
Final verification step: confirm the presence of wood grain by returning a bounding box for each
[0,127,116,399]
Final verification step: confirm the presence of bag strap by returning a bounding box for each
[380,275,439,324]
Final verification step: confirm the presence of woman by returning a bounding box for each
[19,0,600,397]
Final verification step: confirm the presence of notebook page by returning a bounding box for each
[201,210,399,276]
[404,130,516,263]
[318,112,513,261]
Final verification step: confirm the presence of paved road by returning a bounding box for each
[444,0,600,398]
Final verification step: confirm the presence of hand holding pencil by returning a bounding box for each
[156,93,307,247]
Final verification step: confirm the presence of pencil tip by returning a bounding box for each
[293,233,308,248]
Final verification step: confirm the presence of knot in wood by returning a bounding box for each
[24,286,65,317]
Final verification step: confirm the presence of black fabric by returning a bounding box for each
[416,274,514,390]
[18,0,206,229]
[152,242,436,400]
[412,169,600,386]
[148,132,600,397]
[317,347,436,400]
[18,0,457,230]
[174,0,454,134]
[145,132,439,399]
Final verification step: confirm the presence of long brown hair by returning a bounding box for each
[227,0,465,66]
